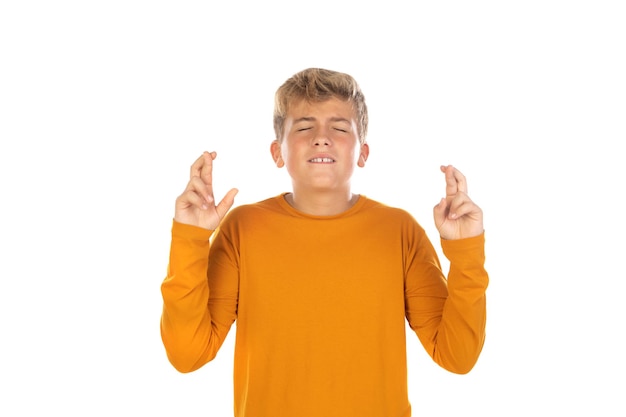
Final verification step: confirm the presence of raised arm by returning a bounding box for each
[407,165,488,374]
[161,151,239,373]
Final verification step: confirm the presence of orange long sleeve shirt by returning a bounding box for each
[161,194,488,417]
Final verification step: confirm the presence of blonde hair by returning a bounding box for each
[273,68,368,144]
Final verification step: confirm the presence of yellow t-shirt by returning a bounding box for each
[161,194,488,417]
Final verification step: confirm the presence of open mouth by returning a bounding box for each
[308,157,335,163]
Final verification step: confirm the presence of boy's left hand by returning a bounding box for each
[433,165,484,240]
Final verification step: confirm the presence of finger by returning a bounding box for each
[441,165,458,197]
[190,152,210,179]
[452,167,468,194]
[447,192,479,219]
[215,188,239,219]
[200,151,217,189]
[451,202,482,221]
[441,165,468,196]
[184,176,213,204]
[177,189,209,211]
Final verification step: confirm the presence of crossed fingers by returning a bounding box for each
[442,164,467,198]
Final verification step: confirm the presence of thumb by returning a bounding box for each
[433,198,448,229]
[216,188,239,220]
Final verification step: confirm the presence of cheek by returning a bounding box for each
[280,146,298,171]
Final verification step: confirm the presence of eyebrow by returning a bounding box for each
[293,116,351,124]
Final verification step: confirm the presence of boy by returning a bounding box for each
[160,68,488,417]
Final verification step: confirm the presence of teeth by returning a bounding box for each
[309,158,334,163]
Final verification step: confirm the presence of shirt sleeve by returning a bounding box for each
[405,232,488,374]
[160,220,238,373]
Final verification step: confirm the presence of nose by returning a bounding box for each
[312,130,331,146]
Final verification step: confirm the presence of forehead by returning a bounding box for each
[287,98,356,121]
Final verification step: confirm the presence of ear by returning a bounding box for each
[270,140,284,167]
[357,143,369,167]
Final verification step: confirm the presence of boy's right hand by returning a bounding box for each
[174,151,238,230]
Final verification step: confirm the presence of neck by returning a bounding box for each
[285,190,359,216]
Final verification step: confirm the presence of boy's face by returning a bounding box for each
[271,98,369,194]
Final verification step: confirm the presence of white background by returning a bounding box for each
[1,1,625,415]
